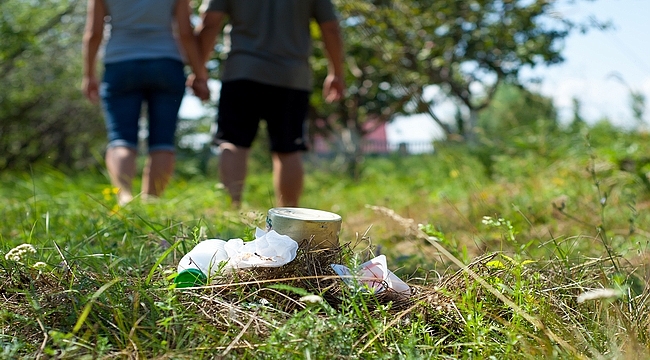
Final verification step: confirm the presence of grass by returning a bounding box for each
[2,128,650,359]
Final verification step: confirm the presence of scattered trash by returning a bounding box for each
[175,228,298,288]
[331,255,411,297]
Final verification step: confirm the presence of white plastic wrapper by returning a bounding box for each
[177,228,299,279]
[331,255,410,296]
[224,229,298,269]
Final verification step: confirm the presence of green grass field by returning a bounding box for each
[2,129,650,359]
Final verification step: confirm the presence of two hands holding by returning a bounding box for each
[186,74,210,102]
[81,73,212,104]
[82,72,211,104]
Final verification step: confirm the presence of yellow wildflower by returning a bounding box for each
[102,187,119,201]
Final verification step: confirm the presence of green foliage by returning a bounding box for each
[311,0,601,142]
[478,84,558,137]
[0,0,105,172]
[175,116,217,178]
[2,1,650,358]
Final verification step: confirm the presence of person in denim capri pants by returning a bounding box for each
[82,0,209,205]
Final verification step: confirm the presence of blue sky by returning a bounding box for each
[528,0,650,128]
[181,0,650,144]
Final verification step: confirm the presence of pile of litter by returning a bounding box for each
[173,229,463,337]
[2,236,624,353]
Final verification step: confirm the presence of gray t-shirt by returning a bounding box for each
[206,0,338,90]
[103,0,183,64]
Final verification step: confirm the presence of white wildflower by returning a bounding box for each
[577,288,622,303]
[299,295,324,304]
[32,262,48,270]
[5,244,37,262]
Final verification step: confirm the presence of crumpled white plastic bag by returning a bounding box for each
[223,229,298,269]
[176,229,299,288]
[331,255,410,296]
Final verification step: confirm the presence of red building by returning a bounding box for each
[311,116,389,155]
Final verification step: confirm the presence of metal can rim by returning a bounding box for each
[267,207,342,222]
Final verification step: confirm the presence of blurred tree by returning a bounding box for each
[609,72,647,130]
[474,84,558,175]
[567,97,588,134]
[478,84,557,137]
[309,0,603,149]
[0,0,105,172]
[630,91,647,129]
[309,19,418,178]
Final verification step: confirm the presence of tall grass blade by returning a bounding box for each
[72,277,122,334]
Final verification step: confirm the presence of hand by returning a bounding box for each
[323,74,345,103]
[82,75,100,104]
[192,79,211,101]
[187,74,211,101]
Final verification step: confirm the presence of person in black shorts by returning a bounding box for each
[193,0,345,207]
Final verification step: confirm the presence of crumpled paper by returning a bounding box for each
[331,255,410,296]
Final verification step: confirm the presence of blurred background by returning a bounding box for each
[1,0,648,177]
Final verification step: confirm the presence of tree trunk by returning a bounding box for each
[465,108,479,145]
[338,126,364,180]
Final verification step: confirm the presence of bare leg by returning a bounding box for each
[142,150,175,199]
[219,143,249,207]
[272,151,303,207]
[105,146,137,205]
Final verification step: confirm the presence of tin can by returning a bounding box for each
[266,207,342,249]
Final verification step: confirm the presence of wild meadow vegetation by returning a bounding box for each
[2,0,648,358]
[2,119,650,359]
